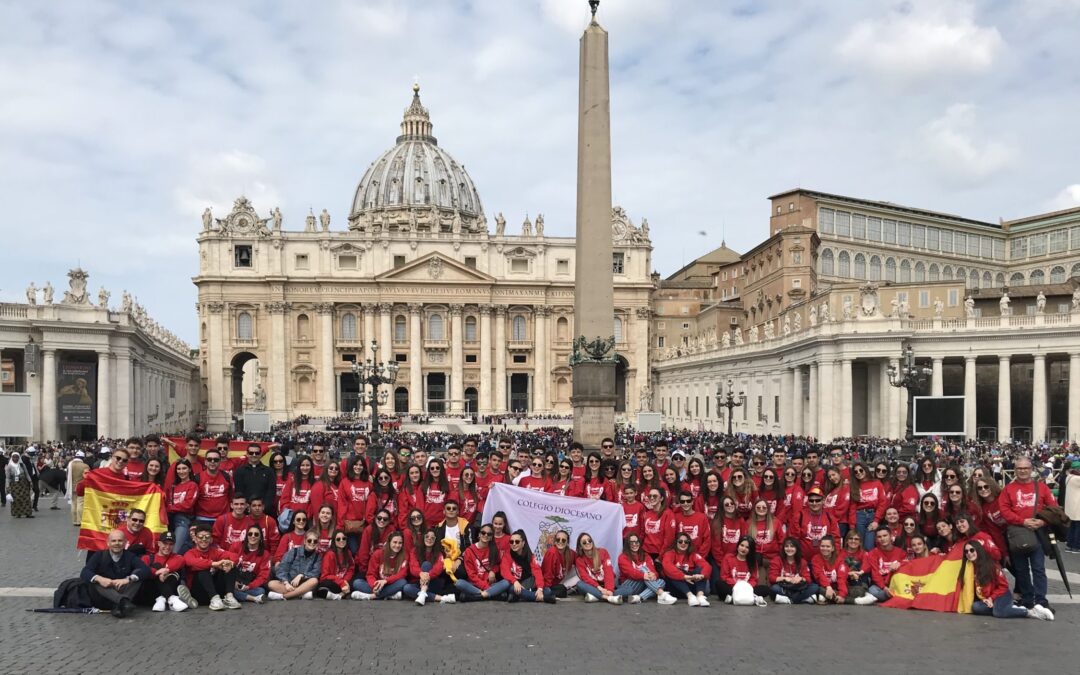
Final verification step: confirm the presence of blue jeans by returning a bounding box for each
[1066,521,1080,550]
[616,578,665,601]
[868,584,890,602]
[351,578,407,599]
[668,577,707,598]
[770,582,821,604]
[855,509,876,550]
[1011,544,1048,607]
[403,562,445,599]
[972,593,1028,619]
[576,580,607,599]
[170,514,192,554]
[508,583,553,602]
[455,578,510,599]
[234,587,265,602]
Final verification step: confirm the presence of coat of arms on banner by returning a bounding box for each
[537,515,572,562]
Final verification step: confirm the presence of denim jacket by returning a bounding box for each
[276,546,322,582]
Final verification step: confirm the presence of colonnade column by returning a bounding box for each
[317,304,336,415]
[268,302,289,418]
[115,350,132,438]
[1032,353,1047,443]
[494,307,507,413]
[450,304,464,414]
[206,302,226,430]
[1069,353,1080,442]
[791,366,804,436]
[887,358,901,440]
[479,306,492,415]
[363,308,376,363]
[964,356,977,440]
[534,307,549,413]
[42,348,57,441]
[818,360,833,442]
[998,355,1011,442]
[931,357,944,397]
[379,303,393,400]
[808,363,819,439]
[97,351,111,439]
[839,359,853,438]
[409,304,423,414]
[779,368,793,434]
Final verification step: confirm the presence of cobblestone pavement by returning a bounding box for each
[1,504,1077,675]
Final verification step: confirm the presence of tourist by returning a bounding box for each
[456,524,510,600]
[541,529,576,596]
[811,535,847,604]
[139,532,188,612]
[999,456,1058,616]
[747,498,780,572]
[914,456,941,500]
[232,526,271,604]
[726,467,756,518]
[268,530,322,601]
[862,527,905,605]
[233,443,276,512]
[357,509,394,574]
[140,458,166,490]
[120,508,155,555]
[5,451,34,519]
[716,536,768,606]
[673,490,711,554]
[841,529,870,602]
[166,459,198,553]
[616,533,676,604]
[248,497,279,557]
[405,528,455,605]
[312,504,336,552]
[501,529,555,603]
[849,462,885,550]
[194,449,232,527]
[547,459,580,497]
[182,524,241,610]
[769,537,819,604]
[278,454,315,530]
[965,540,1053,620]
[661,533,711,607]
[212,495,254,549]
[420,459,450,527]
[368,468,399,534]
[789,486,840,560]
[81,529,150,618]
[490,511,512,554]
[274,510,310,564]
[582,453,607,499]
[456,467,482,524]
[972,475,1008,556]
[310,458,343,517]
[316,530,355,600]
[574,533,623,604]
[642,487,675,559]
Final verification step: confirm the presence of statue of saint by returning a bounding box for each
[98,287,110,308]
[319,209,331,231]
[42,281,54,305]
[495,212,506,236]
[535,214,544,236]
[271,207,283,231]
[202,207,212,231]
[808,305,817,327]
[933,297,944,318]
[305,210,317,232]
[999,291,1010,316]
[964,295,975,318]
[1036,291,1046,314]
[25,282,36,306]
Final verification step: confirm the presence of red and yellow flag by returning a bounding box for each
[163,437,276,467]
[77,469,168,551]
[882,546,974,613]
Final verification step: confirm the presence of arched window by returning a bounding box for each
[556,316,569,341]
[885,257,896,282]
[942,265,953,280]
[556,377,569,402]
[854,253,866,279]
[1009,272,1025,287]
[928,263,939,281]
[429,314,445,340]
[512,315,527,341]
[970,270,979,289]
[869,255,882,281]
[899,260,911,283]
[995,272,1005,287]
[296,313,310,340]
[982,271,993,288]
[914,261,926,282]
[298,375,313,402]
[1029,269,1045,286]
[237,312,253,340]
[341,313,357,340]
[1072,263,1080,279]
[465,316,477,342]
[820,249,834,276]
[614,316,624,343]
[955,267,966,283]
[1051,266,1066,284]
[838,251,850,277]
[394,315,407,342]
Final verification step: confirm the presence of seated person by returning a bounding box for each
[80,529,151,618]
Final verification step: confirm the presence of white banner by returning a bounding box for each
[481,483,625,576]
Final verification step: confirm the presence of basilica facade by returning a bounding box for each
[195,87,653,430]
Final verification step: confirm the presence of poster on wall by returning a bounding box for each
[58,361,96,424]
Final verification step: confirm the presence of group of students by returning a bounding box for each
[75,435,1059,622]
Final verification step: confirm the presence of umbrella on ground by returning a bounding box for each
[1044,530,1073,599]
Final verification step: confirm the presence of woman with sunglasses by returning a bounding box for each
[312,461,344,520]
[914,456,941,500]
[278,455,316,529]
[268,452,289,514]
[541,529,577,596]
[501,530,555,603]
[848,462,885,550]
[953,513,1001,562]
[770,536,820,605]
[380,451,404,490]
[709,496,747,566]
[971,476,1008,557]
[405,528,455,605]
[840,529,870,601]
[798,467,817,497]
[419,459,451,528]
[727,468,757,519]
[617,534,677,604]
[457,524,511,600]
[940,465,965,497]
[756,468,784,522]
[402,508,427,552]
[518,456,548,492]
[810,535,847,604]
[315,529,354,600]
[661,533,711,606]
[351,531,409,601]
[965,540,1053,620]
[457,466,483,525]
[781,466,806,527]
[716,536,768,606]
[581,453,608,500]
[600,460,620,495]
[747,498,780,573]
[916,493,943,542]
[872,463,892,503]
[367,469,400,535]
[357,509,395,575]
[166,459,198,554]
[274,510,310,564]
[336,457,370,546]
[574,533,624,604]
[545,460,578,497]
[606,461,637,503]
[943,482,976,522]
[232,526,271,603]
[896,517,919,556]
[822,467,850,538]
[886,464,919,519]
[643,488,676,560]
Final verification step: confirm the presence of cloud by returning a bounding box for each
[914,104,1014,185]
[1047,184,1080,211]
[837,1,1003,80]
[173,151,282,219]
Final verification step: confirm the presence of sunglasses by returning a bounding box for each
[976,485,990,491]
[305,539,319,545]
[510,539,524,545]
[621,468,633,472]
[273,459,285,464]
[334,536,347,542]
[128,518,145,524]
[532,463,543,468]
[112,456,129,463]
[875,468,888,473]
[295,517,308,522]
[247,532,261,537]
[445,506,459,511]
[479,530,493,537]
[448,452,460,456]
[602,444,614,448]
[922,500,936,506]
[247,451,261,457]
[964,548,976,554]
[510,465,522,471]
[205,458,221,463]
[545,459,555,464]
[375,516,390,523]
[411,515,424,521]
[677,539,690,545]
[807,498,823,503]
[679,499,693,504]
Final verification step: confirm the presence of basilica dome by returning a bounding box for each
[349,85,485,232]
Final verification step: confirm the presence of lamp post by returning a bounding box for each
[886,342,932,441]
[351,340,400,444]
[716,379,744,437]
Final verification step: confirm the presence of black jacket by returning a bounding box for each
[233,462,277,511]
[80,549,151,584]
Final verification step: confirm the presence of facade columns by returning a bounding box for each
[450,304,464,414]
[378,303,393,400]
[887,358,901,440]
[791,366,804,436]
[97,351,111,439]
[866,362,880,437]
[818,360,833,442]
[494,307,507,413]
[268,302,289,418]
[115,350,132,438]
[780,368,793,434]
[964,356,977,440]
[1069,353,1080,442]
[363,308,376,363]
[931,357,944,397]
[479,306,492,415]
[998,355,1011,442]
[317,304,336,415]
[1032,353,1047,443]
[206,303,226,430]
[41,348,57,441]
[839,359,853,438]
[808,362,819,439]
[409,304,423,414]
[534,307,549,413]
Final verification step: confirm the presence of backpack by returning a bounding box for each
[53,578,93,609]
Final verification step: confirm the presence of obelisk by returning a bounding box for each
[572,0,617,449]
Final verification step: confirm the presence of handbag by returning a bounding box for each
[343,519,365,535]
[731,580,755,606]
[1006,485,1039,553]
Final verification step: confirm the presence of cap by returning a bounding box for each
[807,487,824,497]
[671,450,687,459]
[75,450,85,458]
[100,446,112,455]
[159,532,176,543]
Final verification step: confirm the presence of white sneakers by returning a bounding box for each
[584,594,599,603]
[390,591,403,600]
[415,591,427,606]
[753,596,768,607]
[250,594,264,604]
[350,591,373,600]
[687,594,700,607]
[853,595,878,606]
[209,595,225,611]
[325,591,343,601]
[606,595,623,605]
[1028,605,1055,621]
[657,592,678,605]
[301,591,314,600]
[152,596,167,612]
[223,593,241,609]
[266,591,286,601]
[167,595,188,612]
[629,595,642,604]
[774,595,792,605]
[177,584,198,609]
[697,596,710,607]
[439,595,457,604]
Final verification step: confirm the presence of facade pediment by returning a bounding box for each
[375,252,495,284]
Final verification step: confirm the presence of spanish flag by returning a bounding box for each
[882,546,974,613]
[163,437,276,466]
[77,470,168,551]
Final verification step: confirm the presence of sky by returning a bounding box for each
[2,0,1079,343]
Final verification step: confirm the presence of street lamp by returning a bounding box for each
[886,342,932,441]
[351,340,400,444]
[716,379,744,437]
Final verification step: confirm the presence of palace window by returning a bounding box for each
[820,249,834,276]
[429,314,445,340]
[614,316,623,343]
[512,315,527,340]
[612,252,625,274]
[1051,266,1066,284]
[465,316,477,342]
[341,313,357,340]
[394,315,407,342]
[237,312,253,339]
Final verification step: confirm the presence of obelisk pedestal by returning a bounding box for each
[571,2,617,450]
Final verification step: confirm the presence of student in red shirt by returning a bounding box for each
[212,496,254,549]
[247,497,279,559]
[231,526,271,604]
[747,499,781,572]
[546,460,582,497]
[183,524,241,610]
[269,452,289,513]
[351,531,409,600]
[709,496,746,567]
[316,530,355,600]
[140,532,188,612]
[607,461,637,503]
[769,537,819,604]
[790,487,841,561]
[965,540,1052,620]
[616,533,677,604]
[404,528,454,605]
[642,487,676,559]
[717,536,769,606]
[861,527,906,604]
[311,461,344,520]
[574,533,622,604]
[673,490,711,556]
[621,485,646,539]
[274,510,310,564]
[194,450,233,526]
[661,533,711,607]
[357,510,394,575]
[580,454,608,500]
[278,455,316,524]
[540,530,576,593]
[398,465,424,520]
[121,438,146,481]
[312,504,336,553]
[822,468,850,538]
[456,467,483,526]
[456,524,511,600]
[518,456,548,492]
[367,469,400,533]
[694,472,724,520]
[500,530,555,603]
[166,459,199,554]
[841,529,870,600]
[420,460,451,527]
[887,464,919,518]
[811,535,848,604]
[848,462,886,550]
[443,445,466,491]
[490,512,512,555]
[336,458,370,546]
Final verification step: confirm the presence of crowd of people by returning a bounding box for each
[55,427,1079,621]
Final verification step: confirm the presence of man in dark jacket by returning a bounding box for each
[233,443,277,514]
[80,529,151,618]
